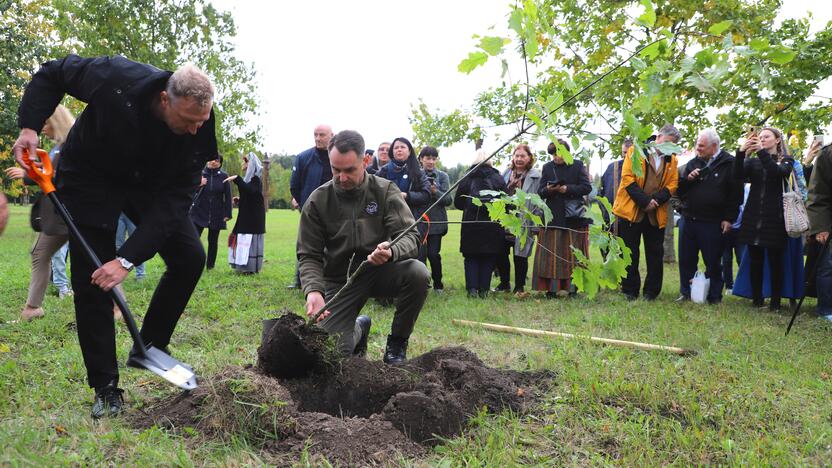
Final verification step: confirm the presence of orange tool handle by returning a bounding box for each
[21,148,55,194]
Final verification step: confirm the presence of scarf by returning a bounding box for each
[507,169,527,195]
[243,152,263,183]
[385,159,410,193]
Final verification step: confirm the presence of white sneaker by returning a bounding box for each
[821,314,832,322]
[58,289,74,299]
[725,289,732,296]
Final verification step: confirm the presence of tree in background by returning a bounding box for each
[420,0,832,163]
[51,0,262,159]
[0,0,56,197]
[0,0,261,194]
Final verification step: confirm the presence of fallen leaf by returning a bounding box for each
[55,425,68,436]
[516,387,526,397]
[0,343,10,353]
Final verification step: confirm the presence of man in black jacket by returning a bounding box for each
[676,128,741,304]
[13,55,217,418]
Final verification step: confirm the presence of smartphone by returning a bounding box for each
[746,125,759,137]
[814,135,825,146]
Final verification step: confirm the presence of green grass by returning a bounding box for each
[1,205,832,465]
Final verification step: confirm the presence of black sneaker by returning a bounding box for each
[286,282,300,290]
[353,316,372,357]
[383,335,408,364]
[91,381,124,419]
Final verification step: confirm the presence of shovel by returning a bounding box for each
[23,148,198,390]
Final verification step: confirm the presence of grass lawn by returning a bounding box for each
[1,205,832,465]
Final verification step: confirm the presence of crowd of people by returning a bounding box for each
[5,53,832,419]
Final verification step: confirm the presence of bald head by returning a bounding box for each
[314,124,334,150]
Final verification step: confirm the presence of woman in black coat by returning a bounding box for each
[454,152,508,298]
[376,137,431,231]
[532,140,592,297]
[225,152,266,274]
[190,154,232,270]
[733,127,794,309]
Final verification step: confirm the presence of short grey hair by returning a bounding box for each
[658,124,682,143]
[698,128,720,147]
[166,63,214,108]
[329,130,365,159]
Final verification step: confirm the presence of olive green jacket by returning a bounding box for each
[297,173,420,296]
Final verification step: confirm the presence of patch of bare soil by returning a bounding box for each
[132,314,555,465]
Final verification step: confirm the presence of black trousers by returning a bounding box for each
[678,218,725,302]
[195,225,221,269]
[747,244,784,307]
[418,234,444,288]
[69,218,205,390]
[619,217,665,299]
[495,239,529,289]
[464,254,497,292]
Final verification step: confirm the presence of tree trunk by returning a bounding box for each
[262,157,270,211]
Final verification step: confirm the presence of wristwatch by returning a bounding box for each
[116,256,134,271]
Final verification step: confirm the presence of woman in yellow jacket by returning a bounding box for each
[612,125,681,300]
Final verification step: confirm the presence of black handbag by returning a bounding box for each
[564,198,586,219]
[30,194,42,232]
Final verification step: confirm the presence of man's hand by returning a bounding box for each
[645,199,659,211]
[91,259,130,291]
[721,221,732,234]
[4,167,25,180]
[291,198,299,210]
[367,241,392,265]
[0,193,8,236]
[223,175,238,183]
[12,128,39,171]
[401,192,408,200]
[223,217,230,222]
[556,184,568,194]
[200,176,207,186]
[817,231,830,244]
[305,291,330,322]
[687,168,700,181]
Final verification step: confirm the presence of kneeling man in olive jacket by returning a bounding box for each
[297,130,430,363]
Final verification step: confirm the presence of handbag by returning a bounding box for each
[783,172,809,238]
[29,194,42,232]
[690,270,710,304]
[564,198,586,219]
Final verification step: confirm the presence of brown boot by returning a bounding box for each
[21,306,45,321]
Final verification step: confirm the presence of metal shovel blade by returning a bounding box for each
[134,346,198,390]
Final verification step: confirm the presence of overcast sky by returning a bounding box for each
[213,0,832,173]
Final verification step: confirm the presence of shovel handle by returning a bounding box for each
[22,148,56,194]
[25,153,150,356]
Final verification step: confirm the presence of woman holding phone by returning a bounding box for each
[732,127,796,310]
[532,140,592,297]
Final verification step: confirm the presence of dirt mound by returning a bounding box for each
[133,342,554,465]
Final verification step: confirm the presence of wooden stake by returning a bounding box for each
[452,319,695,356]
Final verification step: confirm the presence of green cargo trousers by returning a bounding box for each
[318,259,430,355]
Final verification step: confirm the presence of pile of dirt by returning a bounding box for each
[256,313,338,378]
[132,317,555,465]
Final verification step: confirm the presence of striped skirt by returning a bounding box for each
[532,227,589,292]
